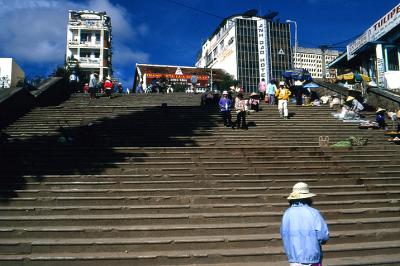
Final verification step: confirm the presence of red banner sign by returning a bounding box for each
[146,73,209,80]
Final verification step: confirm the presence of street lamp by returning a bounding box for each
[209,57,217,91]
[286,20,298,69]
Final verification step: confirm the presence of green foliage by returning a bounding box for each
[172,84,188,92]
[52,62,85,85]
[52,65,68,78]
[215,72,238,91]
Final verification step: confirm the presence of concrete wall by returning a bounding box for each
[314,85,400,112]
[0,77,69,129]
[0,87,34,128]
[365,88,400,111]
[0,58,12,88]
[0,58,25,88]
[11,59,25,87]
[31,77,70,107]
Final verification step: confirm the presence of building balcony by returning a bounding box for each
[68,40,80,45]
[68,22,110,31]
[79,58,101,66]
[68,41,104,49]
[80,41,102,48]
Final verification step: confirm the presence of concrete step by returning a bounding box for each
[1,217,398,239]
[1,197,399,215]
[0,240,399,265]
[4,178,399,192]
[2,183,400,199]
[1,93,399,265]
[0,206,398,226]
[1,227,400,255]
[3,190,399,207]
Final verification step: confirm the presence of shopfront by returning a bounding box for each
[330,3,400,90]
[134,64,224,93]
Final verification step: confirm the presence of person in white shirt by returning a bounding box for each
[69,70,80,93]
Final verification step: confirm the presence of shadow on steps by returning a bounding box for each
[0,105,220,201]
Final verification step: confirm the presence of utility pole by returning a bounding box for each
[286,20,298,69]
[319,45,329,80]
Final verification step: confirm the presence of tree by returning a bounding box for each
[52,65,68,78]
[214,72,238,91]
[171,84,187,92]
[51,62,85,89]
[0,75,10,89]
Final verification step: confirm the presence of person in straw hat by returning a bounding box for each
[218,90,233,128]
[345,95,364,117]
[281,182,329,266]
[375,108,387,129]
[249,92,260,112]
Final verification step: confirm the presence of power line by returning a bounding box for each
[329,33,362,47]
[166,0,362,51]
[165,0,224,19]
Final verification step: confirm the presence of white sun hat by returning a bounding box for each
[222,90,228,95]
[287,182,316,200]
[376,107,386,113]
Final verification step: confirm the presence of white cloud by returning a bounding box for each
[113,44,150,65]
[0,0,149,79]
[86,0,135,40]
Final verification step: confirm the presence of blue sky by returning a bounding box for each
[0,0,399,87]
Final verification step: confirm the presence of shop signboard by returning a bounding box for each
[347,3,400,60]
[146,73,208,80]
[376,44,385,87]
[145,73,209,87]
[257,19,269,83]
[347,31,370,60]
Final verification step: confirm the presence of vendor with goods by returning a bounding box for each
[375,108,387,129]
[249,92,260,112]
[345,96,364,118]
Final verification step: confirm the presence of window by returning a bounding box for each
[386,46,399,71]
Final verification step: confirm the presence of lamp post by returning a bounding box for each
[319,45,329,80]
[209,57,217,91]
[286,20,298,69]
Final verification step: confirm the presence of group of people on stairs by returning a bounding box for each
[218,81,292,129]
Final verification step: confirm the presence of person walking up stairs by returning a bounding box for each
[276,81,291,119]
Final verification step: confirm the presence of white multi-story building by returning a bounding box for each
[196,11,292,92]
[294,47,340,78]
[66,10,112,81]
[0,58,25,89]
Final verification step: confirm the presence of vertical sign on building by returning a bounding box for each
[257,20,269,83]
[376,44,385,87]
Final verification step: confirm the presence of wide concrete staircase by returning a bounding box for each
[1,93,400,266]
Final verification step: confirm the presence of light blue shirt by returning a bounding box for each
[267,83,277,95]
[280,202,329,264]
